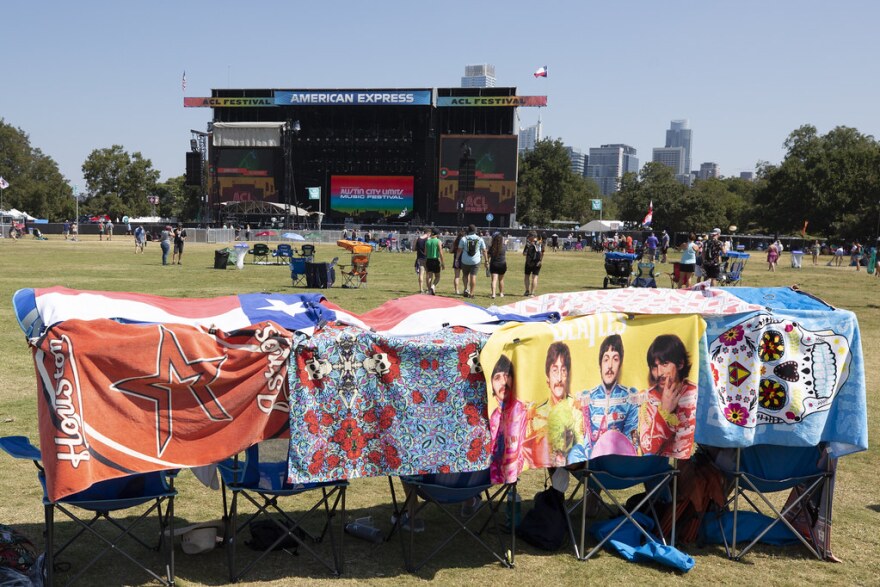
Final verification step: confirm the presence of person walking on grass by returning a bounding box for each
[458,224,488,298]
[523,231,543,296]
[488,232,507,299]
[451,228,465,295]
[414,227,430,293]
[171,223,187,265]
[159,225,172,265]
[424,228,445,295]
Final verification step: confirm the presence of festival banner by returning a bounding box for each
[480,313,705,484]
[438,135,518,214]
[184,97,276,108]
[274,90,432,106]
[33,319,294,501]
[436,96,547,107]
[330,175,413,214]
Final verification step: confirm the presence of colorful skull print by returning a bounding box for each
[363,352,392,377]
[708,313,851,427]
[304,357,332,381]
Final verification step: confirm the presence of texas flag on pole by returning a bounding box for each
[642,200,654,226]
[0,176,9,190]
[533,66,548,78]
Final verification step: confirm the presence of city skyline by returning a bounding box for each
[2,1,878,194]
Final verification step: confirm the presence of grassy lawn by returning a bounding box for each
[0,236,877,586]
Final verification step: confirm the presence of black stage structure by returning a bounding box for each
[184,88,546,228]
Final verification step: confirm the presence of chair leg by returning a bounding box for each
[45,503,55,587]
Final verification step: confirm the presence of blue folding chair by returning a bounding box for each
[0,435,177,586]
[218,439,347,581]
[565,455,678,560]
[273,243,294,264]
[631,261,657,288]
[713,444,833,560]
[392,470,515,572]
[290,257,307,287]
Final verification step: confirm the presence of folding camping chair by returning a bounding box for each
[273,243,294,264]
[339,253,370,289]
[218,438,347,581]
[712,444,833,561]
[290,257,308,287]
[719,251,749,286]
[390,470,515,572]
[565,455,678,560]
[631,261,657,288]
[298,244,316,261]
[248,243,271,264]
[0,436,177,587]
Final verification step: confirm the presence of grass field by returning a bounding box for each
[0,236,877,586]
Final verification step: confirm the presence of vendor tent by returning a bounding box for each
[581,219,623,232]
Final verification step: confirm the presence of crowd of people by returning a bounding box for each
[411,225,546,299]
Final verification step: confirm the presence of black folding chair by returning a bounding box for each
[713,444,833,560]
[565,455,678,560]
[390,470,515,572]
[0,435,176,586]
[218,439,347,581]
[248,243,271,264]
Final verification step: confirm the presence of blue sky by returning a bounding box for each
[2,1,878,191]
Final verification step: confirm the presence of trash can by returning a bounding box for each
[214,249,230,270]
[790,250,804,269]
[234,243,250,270]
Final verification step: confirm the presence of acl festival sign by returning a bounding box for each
[330,176,414,214]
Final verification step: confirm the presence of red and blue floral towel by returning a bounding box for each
[287,324,491,483]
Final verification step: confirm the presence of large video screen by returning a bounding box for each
[213,148,281,202]
[330,175,414,215]
[438,135,518,214]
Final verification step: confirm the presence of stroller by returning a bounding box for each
[603,252,638,288]
[719,251,749,286]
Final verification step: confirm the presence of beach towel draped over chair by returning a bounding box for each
[218,439,347,581]
[0,435,177,587]
[391,470,516,572]
[565,455,678,561]
[711,444,834,561]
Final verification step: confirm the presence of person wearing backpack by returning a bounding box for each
[458,224,487,298]
[701,228,724,286]
[523,231,543,296]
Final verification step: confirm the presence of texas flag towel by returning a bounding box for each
[534,66,548,78]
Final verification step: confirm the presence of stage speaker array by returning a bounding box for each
[185,152,202,186]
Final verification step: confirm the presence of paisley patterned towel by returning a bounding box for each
[287,324,491,483]
[696,308,867,457]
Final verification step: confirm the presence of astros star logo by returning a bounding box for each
[111,325,229,457]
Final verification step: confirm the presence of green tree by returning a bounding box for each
[517,139,598,226]
[82,145,160,219]
[0,119,75,220]
[757,125,880,238]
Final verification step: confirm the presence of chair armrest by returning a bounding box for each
[0,435,42,461]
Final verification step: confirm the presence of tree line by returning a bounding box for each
[2,117,879,241]
[517,126,880,241]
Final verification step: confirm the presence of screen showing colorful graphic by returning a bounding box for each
[438,135,518,214]
[213,148,281,202]
[330,176,414,214]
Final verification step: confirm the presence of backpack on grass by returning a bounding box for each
[516,487,567,551]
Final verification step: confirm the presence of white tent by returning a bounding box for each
[581,219,623,232]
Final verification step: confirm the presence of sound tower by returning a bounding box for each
[185,152,202,186]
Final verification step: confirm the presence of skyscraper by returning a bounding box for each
[586,144,639,196]
[665,119,692,177]
[461,64,496,88]
[698,162,720,180]
[652,147,686,175]
[518,121,542,153]
[565,146,586,176]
